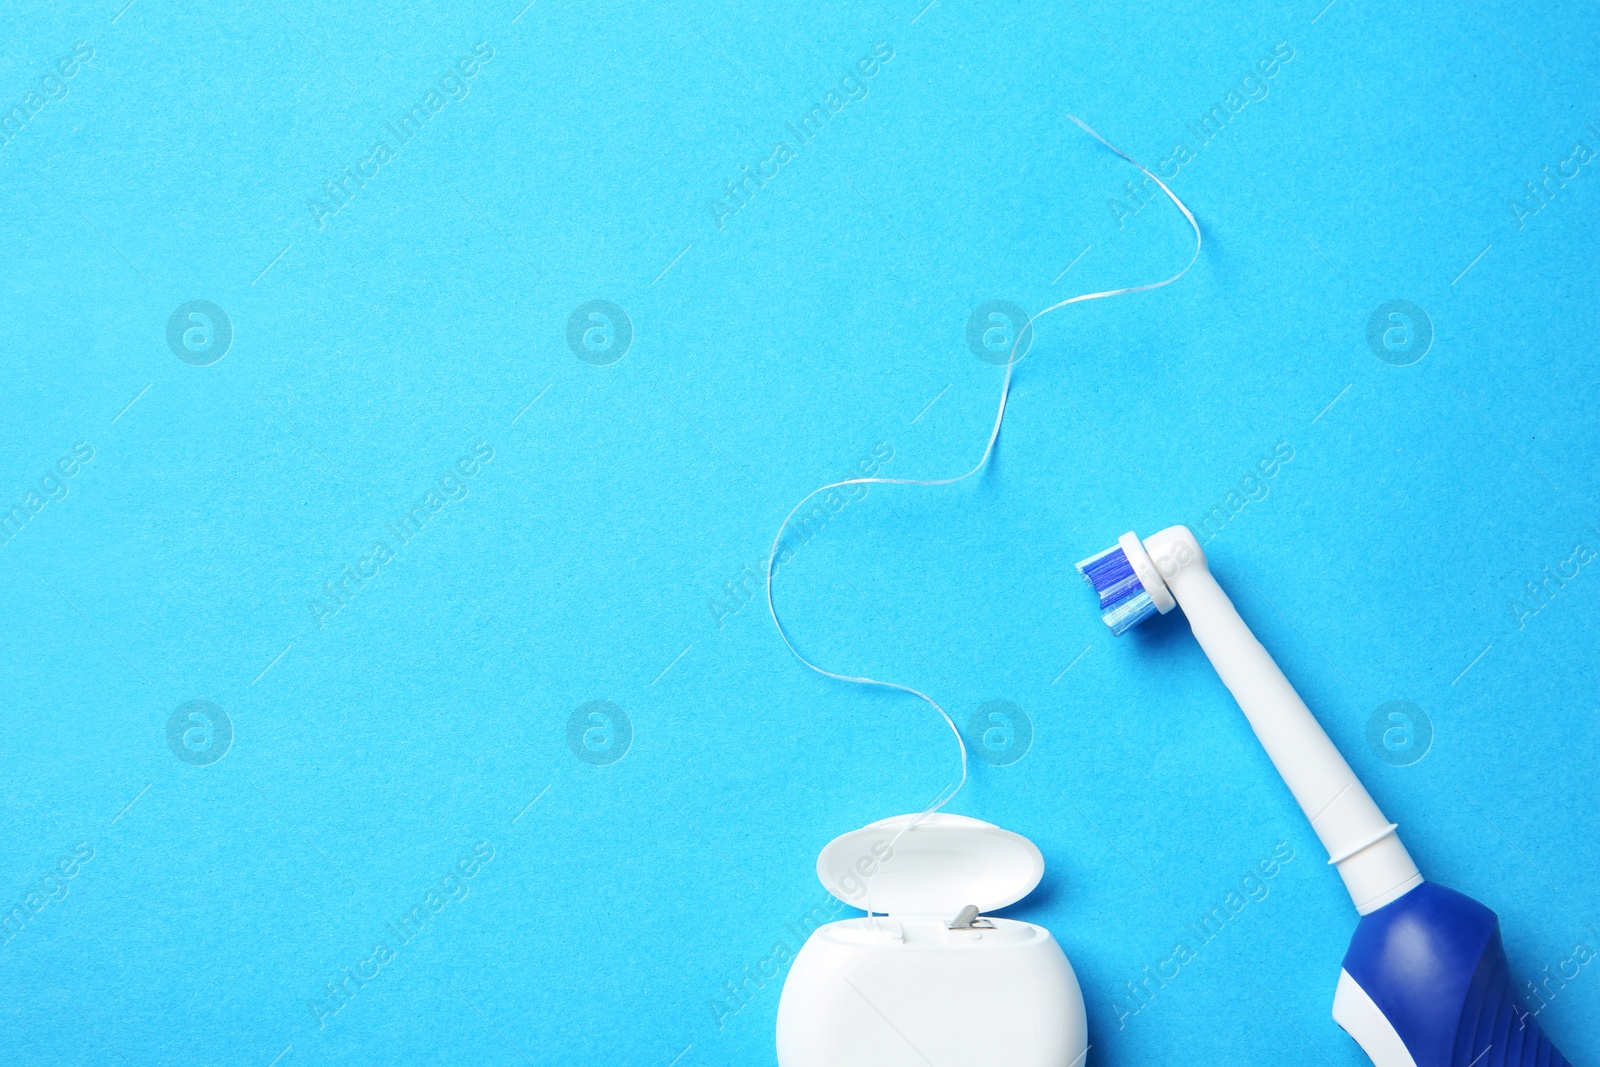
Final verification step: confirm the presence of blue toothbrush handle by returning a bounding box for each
[1334,882,1570,1067]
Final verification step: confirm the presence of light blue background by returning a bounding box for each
[1,0,1596,1064]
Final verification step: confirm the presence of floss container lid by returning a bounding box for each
[816,813,1045,917]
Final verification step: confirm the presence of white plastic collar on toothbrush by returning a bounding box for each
[1116,531,1175,614]
[1324,822,1402,867]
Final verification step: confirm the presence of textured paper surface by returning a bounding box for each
[1,1,1596,1064]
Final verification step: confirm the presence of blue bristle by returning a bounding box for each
[1075,544,1158,636]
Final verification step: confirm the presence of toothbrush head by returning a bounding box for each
[1076,545,1156,635]
[1075,531,1177,635]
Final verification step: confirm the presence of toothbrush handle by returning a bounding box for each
[1142,527,1422,913]
[1335,882,1571,1067]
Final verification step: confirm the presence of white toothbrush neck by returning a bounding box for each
[1139,527,1423,915]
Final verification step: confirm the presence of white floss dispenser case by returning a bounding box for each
[777,813,1088,1067]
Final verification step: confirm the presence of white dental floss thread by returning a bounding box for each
[766,115,1202,924]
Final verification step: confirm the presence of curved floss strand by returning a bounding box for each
[765,115,1202,921]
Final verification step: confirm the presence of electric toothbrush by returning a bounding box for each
[1078,526,1571,1067]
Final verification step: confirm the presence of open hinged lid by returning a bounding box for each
[816,813,1045,916]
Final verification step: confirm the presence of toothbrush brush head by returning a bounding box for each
[1076,543,1157,636]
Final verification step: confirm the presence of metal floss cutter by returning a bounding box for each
[777,813,1088,1067]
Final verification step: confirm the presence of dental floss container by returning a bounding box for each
[776,813,1088,1066]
